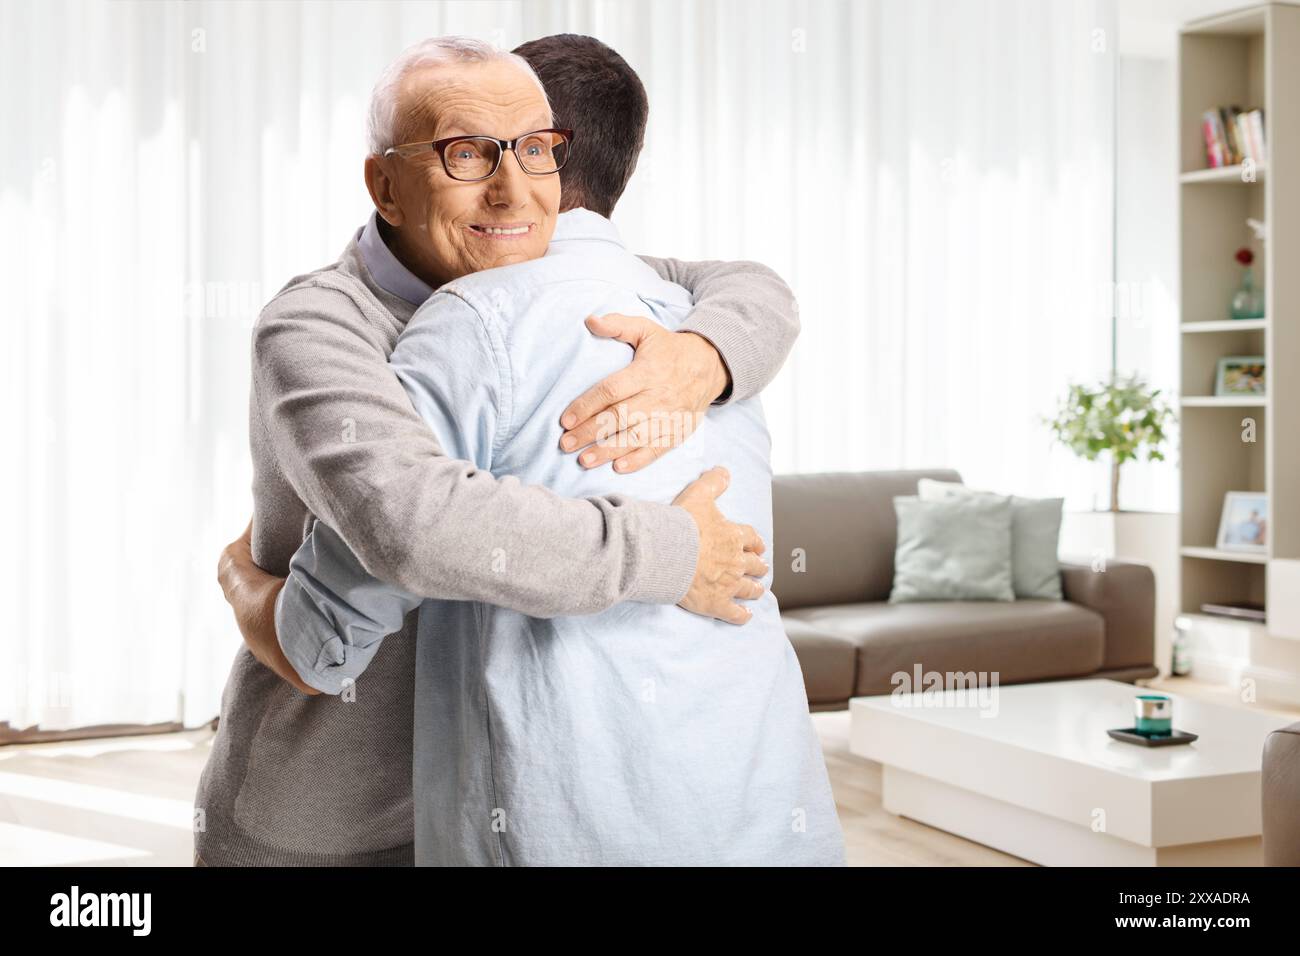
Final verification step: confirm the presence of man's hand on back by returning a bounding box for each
[558,313,730,474]
[217,522,321,696]
[672,467,768,625]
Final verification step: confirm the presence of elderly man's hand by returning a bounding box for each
[558,313,730,474]
[217,522,321,696]
[673,467,768,624]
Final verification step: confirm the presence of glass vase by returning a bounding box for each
[1230,268,1265,320]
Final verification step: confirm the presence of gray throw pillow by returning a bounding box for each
[889,495,1015,603]
[917,478,1064,600]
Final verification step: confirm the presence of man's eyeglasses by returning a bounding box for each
[384,128,574,183]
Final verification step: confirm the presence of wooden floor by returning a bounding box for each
[6,676,1291,867]
[0,712,1028,867]
[0,728,212,866]
[814,711,1027,866]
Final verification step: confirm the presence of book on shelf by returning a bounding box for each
[1199,601,1267,623]
[1201,106,1266,168]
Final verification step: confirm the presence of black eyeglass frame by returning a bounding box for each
[383,128,575,182]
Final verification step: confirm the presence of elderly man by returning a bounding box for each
[274,35,844,865]
[198,35,803,867]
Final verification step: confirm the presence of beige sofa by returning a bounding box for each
[1263,722,1300,865]
[771,470,1159,710]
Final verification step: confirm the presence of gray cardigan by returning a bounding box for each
[193,231,800,866]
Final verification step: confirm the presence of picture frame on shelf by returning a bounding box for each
[1214,355,1266,396]
[1216,491,1268,554]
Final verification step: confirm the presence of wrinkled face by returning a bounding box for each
[376,59,560,285]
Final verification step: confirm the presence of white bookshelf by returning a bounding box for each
[1179,162,1268,184]
[1178,4,1300,640]
[1179,395,1266,407]
[1181,318,1266,332]
[1180,546,1268,565]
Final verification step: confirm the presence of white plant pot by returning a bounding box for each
[1059,510,1180,677]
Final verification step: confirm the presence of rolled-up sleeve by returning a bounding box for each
[275,289,506,692]
[276,520,422,694]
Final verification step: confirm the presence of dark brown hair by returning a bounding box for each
[513,34,648,217]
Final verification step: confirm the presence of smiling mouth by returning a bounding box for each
[467,223,534,239]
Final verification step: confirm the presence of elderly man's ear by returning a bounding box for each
[364,155,405,228]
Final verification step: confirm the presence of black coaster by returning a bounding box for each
[1106,726,1199,747]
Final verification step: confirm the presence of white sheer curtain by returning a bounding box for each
[601,0,1118,492]
[1,0,1115,732]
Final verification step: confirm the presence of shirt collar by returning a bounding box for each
[357,211,436,306]
[358,208,622,303]
[551,208,626,248]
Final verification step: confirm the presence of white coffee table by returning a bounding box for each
[849,679,1293,866]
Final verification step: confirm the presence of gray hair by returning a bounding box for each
[367,36,549,155]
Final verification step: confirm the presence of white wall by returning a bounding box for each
[1113,52,1180,513]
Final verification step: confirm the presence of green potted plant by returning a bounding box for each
[1046,375,1175,513]
[1047,375,1179,680]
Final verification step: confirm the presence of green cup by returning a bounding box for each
[1135,694,1172,735]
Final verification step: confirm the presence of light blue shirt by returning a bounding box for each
[276,209,844,866]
